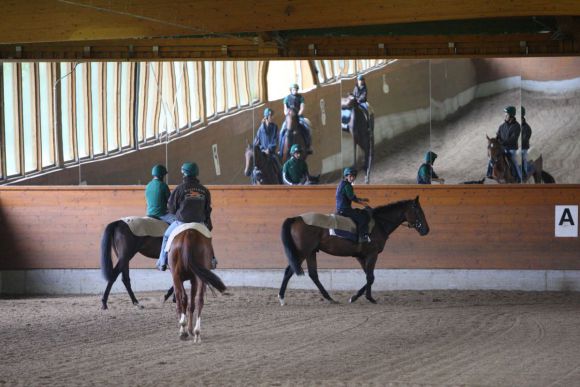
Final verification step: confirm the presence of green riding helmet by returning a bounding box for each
[425,151,438,163]
[504,106,516,117]
[290,144,303,154]
[357,75,365,81]
[521,106,526,117]
[181,162,199,177]
[343,167,358,177]
[151,164,167,178]
[289,83,299,90]
[263,107,273,117]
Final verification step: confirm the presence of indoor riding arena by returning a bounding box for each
[2,2,580,386]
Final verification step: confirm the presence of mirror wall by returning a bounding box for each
[2,58,579,186]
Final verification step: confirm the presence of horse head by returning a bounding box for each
[285,108,299,131]
[404,196,429,236]
[486,135,503,162]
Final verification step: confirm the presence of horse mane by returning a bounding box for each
[372,199,413,221]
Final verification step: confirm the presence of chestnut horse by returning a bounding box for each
[169,228,226,342]
[278,197,429,305]
[486,135,555,183]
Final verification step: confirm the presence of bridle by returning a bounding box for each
[403,202,424,231]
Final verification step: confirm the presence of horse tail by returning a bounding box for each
[541,171,556,184]
[281,217,304,276]
[100,220,120,282]
[181,232,227,293]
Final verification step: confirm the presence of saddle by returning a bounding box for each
[299,212,374,242]
[165,222,212,252]
[121,216,168,237]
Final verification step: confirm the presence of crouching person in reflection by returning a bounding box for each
[156,162,217,271]
[282,144,311,185]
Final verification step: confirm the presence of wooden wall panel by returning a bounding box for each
[1,185,579,271]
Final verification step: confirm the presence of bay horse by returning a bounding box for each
[342,96,374,184]
[280,109,308,164]
[486,135,555,183]
[169,228,226,342]
[244,143,281,184]
[100,220,175,310]
[278,197,429,305]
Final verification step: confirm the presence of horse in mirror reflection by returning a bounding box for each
[342,95,374,184]
[244,142,281,185]
[486,135,555,184]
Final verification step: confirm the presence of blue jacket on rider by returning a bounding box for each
[254,121,278,154]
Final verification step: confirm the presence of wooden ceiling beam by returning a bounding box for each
[2,0,580,44]
[1,33,576,61]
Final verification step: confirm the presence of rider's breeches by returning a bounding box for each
[156,220,184,268]
[339,208,370,236]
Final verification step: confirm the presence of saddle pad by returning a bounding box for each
[121,216,168,237]
[165,223,212,253]
[300,212,357,234]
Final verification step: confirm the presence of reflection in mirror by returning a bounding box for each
[4,58,580,186]
[429,58,522,184]
[343,59,430,184]
[521,57,580,184]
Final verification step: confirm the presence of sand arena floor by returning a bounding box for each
[2,287,580,386]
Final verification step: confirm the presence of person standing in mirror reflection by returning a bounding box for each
[490,105,521,182]
[521,106,532,181]
[145,164,176,224]
[254,107,282,175]
[417,151,444,184]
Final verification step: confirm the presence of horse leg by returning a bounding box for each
[172,275,188,339]
[120,263,142,309]
[348,257,367,303]
[363,256,378,304]
[306,254,337,304]
[163,286,175,303]
[278,265,295,306]
[187,279,195,339]
[101,264,122,310]
[192,279,205,343]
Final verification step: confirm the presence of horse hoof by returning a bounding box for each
[179,333,189,341]
[278,295,285,306]
[328,298,340,305]
[349,296,357,303]
[101,304,108,311]
[366,297,377,304]
[135,304,144,310]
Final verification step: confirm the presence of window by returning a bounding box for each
[75,63,89,158]
[38,62,55,167]
[3,63,20,176]
[59,63,74,162]
[90,62,104,155]
[21,63,38,172]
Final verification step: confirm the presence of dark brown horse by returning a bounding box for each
[100,220,175,310]
[342,96,374,184]
[169,228,226,341]
[278,197,429,305]
[280,109,308,164]
[486,135,555,183]
[244,143,281,184]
